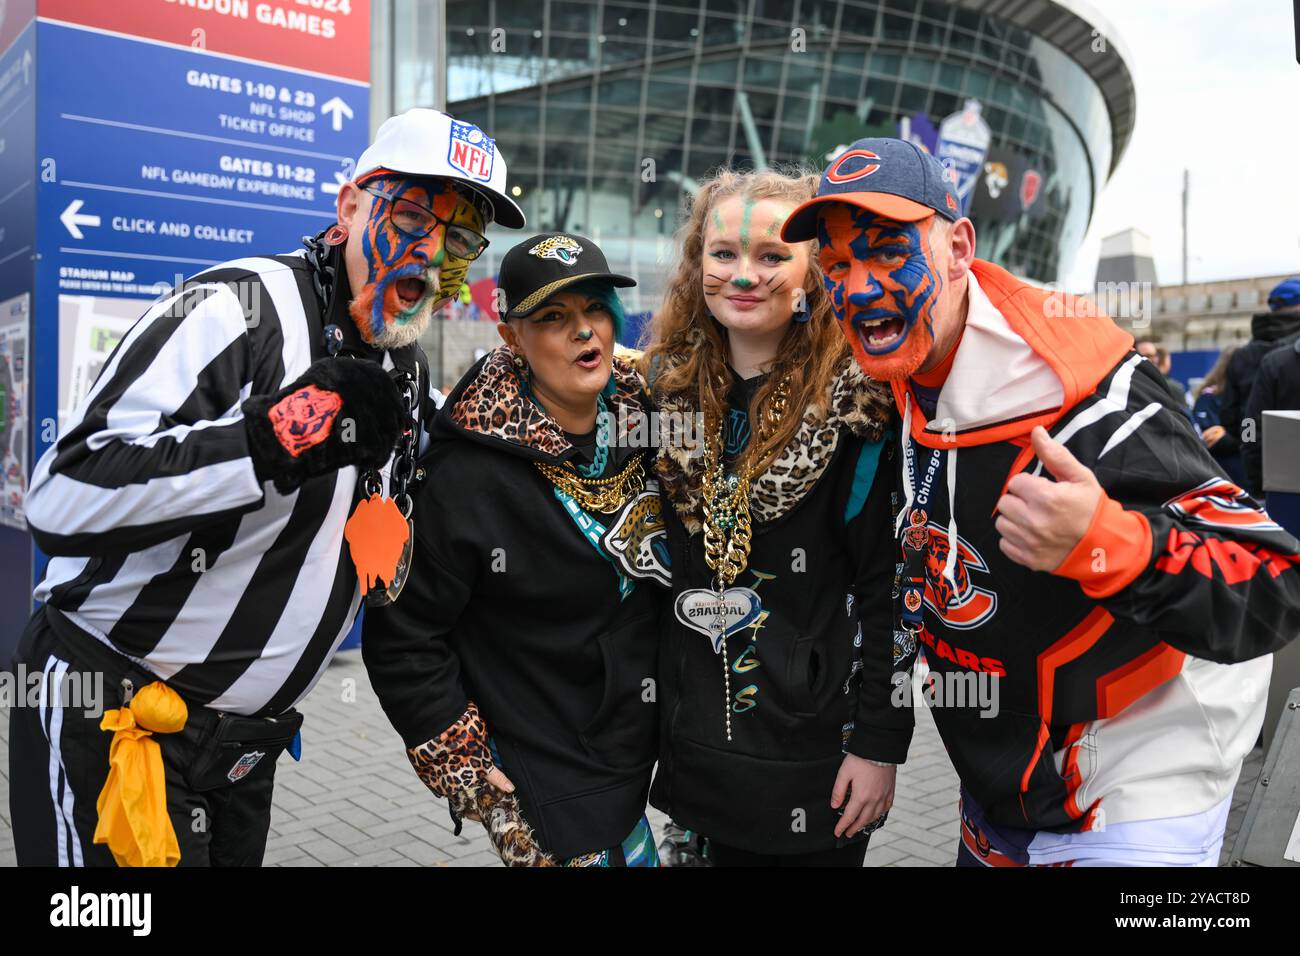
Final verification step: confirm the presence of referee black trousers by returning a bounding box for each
[8,609,278,867]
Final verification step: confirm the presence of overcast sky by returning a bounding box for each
[1066,0,1300,291]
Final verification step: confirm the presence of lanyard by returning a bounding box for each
[899,437,944,631]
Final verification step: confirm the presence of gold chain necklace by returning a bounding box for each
[699,371,791,740]
[536,452,646,513]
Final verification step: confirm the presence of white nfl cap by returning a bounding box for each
[353,108,526,229]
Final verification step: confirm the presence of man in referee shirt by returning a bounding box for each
[9,109,525,866]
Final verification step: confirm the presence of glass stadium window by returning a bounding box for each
[493,0,543,33]
[882,13,913,43]
[902,56,935,87]
[603,3,650,39]
[743,56,785,88]
[862,76,899,112]
[784,58,822,90]
[867,53,902,79]
[896,83,928,114]
[826,67,863,102]
[696,57,742,84]
[947,26,977,57]
[750,0,793,40]
[930,91,959,121]
[597,78,642,109]
[693,83,741,118]
[493,101,543,136]
[963,68,990,99]
[989,75,1014,107]
[937,62,963,92]
[703,13,744,47]
[654,9,700,55]
[545,106,592,147]
[774,122,811,158]
[647,78,691,110]
[952,7,981,33]
[837,2,880,41]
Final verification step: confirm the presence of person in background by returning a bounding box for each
[1243,333,1300,497]
[1190,347,1246,488]
[1221,277,1300,456]
[1135,339,1190,412]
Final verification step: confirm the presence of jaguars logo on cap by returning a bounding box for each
[528,236,583,265]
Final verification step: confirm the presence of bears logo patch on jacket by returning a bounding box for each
[921,522,997,630]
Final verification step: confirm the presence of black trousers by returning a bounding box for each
[708,839,870,867]
[8,609,278,867]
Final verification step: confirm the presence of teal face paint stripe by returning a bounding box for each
[843,437,886,525]
[740,196,755,253]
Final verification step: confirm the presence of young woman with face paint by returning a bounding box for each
[363,233,673,867]
[641,169,905,866]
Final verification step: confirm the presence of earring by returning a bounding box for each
[323,223,349,246]
[792,307,811,324]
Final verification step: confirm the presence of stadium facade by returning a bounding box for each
[372,0,1136,310]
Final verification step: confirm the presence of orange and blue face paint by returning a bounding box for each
[349,173,484,345]
[817,203,944,381]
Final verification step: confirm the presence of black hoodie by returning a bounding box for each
[1221,310,1300,449]
[361,346,668,859]
[647,357,902,855]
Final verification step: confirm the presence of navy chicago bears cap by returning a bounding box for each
[782,137,961,243]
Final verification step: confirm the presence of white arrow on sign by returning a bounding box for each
[319,171,349,196]
[60,199,101,239]
[22,50,32,86]
[321,96,353,132]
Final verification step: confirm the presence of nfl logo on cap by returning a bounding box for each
[448,120,495,182]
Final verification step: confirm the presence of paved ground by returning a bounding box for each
[0,650,1263,867]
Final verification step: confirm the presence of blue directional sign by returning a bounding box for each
[35,19,366,293]
[0,7,370,658]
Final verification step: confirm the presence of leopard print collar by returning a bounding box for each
[653,357,893,533]
[450,345,646,462]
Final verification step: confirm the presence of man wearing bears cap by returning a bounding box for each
[784,137,1300,867]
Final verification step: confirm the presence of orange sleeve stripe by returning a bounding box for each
[1053,492,1152,599]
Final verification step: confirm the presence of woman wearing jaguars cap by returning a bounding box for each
[363,232,670,866]
[640,167,903,867]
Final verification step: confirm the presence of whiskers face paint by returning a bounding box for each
[817,204,944,381]
[702,196,807,336]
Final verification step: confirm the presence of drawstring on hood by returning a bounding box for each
[894,392,914,538]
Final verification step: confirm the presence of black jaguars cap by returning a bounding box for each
[497,232,636,319]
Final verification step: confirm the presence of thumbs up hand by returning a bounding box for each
[995,427,1103,571]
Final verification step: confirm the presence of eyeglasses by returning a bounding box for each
[363,186,490,260]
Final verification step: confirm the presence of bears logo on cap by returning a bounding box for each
[826,148,881,184]
[447,120,495,182]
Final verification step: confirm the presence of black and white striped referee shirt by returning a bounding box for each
[27,250,437,717]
